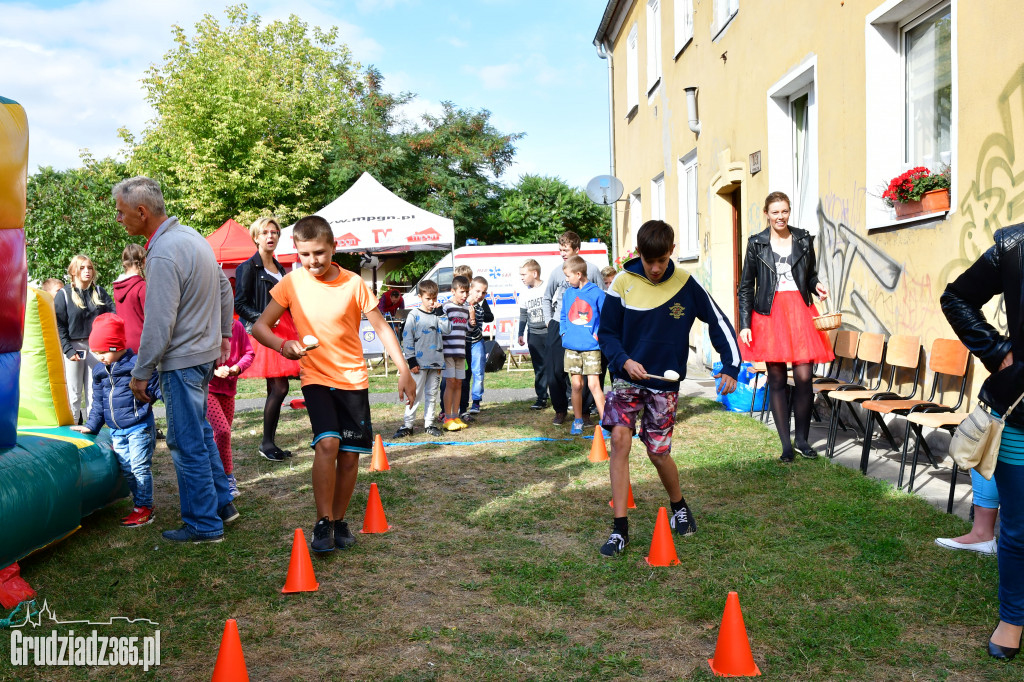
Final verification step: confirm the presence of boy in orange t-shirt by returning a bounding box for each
[253,216,414,553]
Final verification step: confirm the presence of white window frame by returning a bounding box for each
[712,0,739,39]
[628,189,643,239]
[646,0,663,95]
[678,151,699,260]
[865,0,956,228]
[766,56,819,234]
[651,173,666,221]
[625,23,639,116]
[674,0,694,56]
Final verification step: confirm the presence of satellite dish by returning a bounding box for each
[585,175,625,205]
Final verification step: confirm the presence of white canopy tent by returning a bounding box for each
[276,172,455,259]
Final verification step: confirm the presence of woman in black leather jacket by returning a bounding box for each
[234,216,299,462]
[738,192,832,462]
[940,223,1024,660]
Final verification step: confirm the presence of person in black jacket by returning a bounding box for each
[234,216,298,462]
[737,192,833,462]
[54,254,114,423]
[940,223,1024,661]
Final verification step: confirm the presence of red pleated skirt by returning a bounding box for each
[741,291,835,364]
[241,310,301,379]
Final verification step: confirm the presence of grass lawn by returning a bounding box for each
[7,395,1018,681]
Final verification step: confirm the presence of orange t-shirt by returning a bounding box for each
[270,266,378,389]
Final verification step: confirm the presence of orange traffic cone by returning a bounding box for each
[609,484,637,509]
[644,506,680,567]
[360,482,392,533]
[281,529,319,594]
[707,592,761,677]
[588,427,609,462]
[370,434,390,472]
[211,619,249,682]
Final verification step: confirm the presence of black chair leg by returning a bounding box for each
[897,421,916,489]
[827,401,844,458]
[878,416,899,451]
[947,462,960,514]
[859,413,877,474]
[908,424,925,491]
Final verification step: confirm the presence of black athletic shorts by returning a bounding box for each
[301,385,374,454]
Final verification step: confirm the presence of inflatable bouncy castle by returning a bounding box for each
[0,96,126,598]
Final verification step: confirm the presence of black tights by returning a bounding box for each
[262,377,289,450]
[766,362,814,456]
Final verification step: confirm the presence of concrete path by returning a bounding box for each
[155,368,972,521]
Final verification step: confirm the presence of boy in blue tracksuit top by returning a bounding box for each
[71,313,161,528]
[560,256,607,436]
[597,220,740,558]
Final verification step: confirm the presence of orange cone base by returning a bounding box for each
[588,427,609,462]
[609,485,637,509]
[644,506,680,566]
[211,619,250,682]
[370,434,391,472]
[361,482,392,533]
[707,658,761,677]
[707,592,761,677]
[281,529,319,594]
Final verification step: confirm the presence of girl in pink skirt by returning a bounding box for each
[737,191,834,462]
[208,318,255,498]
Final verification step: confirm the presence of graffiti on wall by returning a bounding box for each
[815,200,903,335]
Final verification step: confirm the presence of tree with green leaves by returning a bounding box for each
[121,5,362,232]
[24,155,137,287]
[485,174,611,245]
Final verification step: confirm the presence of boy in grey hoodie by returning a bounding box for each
[396,279,451,437]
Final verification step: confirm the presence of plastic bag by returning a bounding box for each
[712,362,767,413]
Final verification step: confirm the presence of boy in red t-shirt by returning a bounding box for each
[253,216,414,553]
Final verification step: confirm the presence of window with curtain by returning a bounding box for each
[678,153,699,258]
[646,0,662,93]
[904,5,951,167]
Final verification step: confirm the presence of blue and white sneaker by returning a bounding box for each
[570,418,584,436]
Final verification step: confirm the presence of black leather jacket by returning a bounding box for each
[234,251,286,332]
[940,223,1024,427]
[737,226,821,330]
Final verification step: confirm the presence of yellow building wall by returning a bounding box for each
[603,0,1024,376]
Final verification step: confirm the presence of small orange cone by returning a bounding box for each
[211,618,249,681]
[644,506,680,567]
[360,482,392,533]
[369,434,390,472]
[281,529,319,594]
[708,592,761,677]
[588,427,609,462]
[609,484,637,509]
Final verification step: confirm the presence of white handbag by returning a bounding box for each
[949,391,1024,480]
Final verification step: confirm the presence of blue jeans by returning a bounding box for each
[111,421,155,509]
[160,362,232,538]
[994,459,1024,625]
[470,341,486,402]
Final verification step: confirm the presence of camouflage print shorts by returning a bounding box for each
[564,349,603,375]
[600,380,678,455]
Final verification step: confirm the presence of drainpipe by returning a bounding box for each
[684,86,701,135]
[595,39,618,263]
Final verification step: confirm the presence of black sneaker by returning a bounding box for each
[468,401,481,414]
[260,447,286,462]
[218,502,240,524]
[161,526,223,544]
[600,532,628,557]
[425,425,443,437]
[552,412,567,426]
[796,444,819,459]
[530,399,547,410]
[311,517,334,553]
[460,412,475,423]
[669,504,697,536]
[393,426,413,438]
[334,520,356,549]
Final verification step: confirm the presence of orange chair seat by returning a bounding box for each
[862,399,932,414]
[906,412,971,428]
[830,389,878,402]
[811,381,851,393]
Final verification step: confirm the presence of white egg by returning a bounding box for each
[664,369,680,380]
[303,335,319,346]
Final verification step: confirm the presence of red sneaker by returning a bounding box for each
[122,507,154,527]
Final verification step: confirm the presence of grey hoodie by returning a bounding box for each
[131,217,233,382]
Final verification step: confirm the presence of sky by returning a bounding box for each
[0,0,613,190]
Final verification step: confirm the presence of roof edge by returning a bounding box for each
[593,0,626,45]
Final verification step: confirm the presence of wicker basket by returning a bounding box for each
[812,311,842,331]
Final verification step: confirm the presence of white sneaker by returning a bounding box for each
[934,537,997,555]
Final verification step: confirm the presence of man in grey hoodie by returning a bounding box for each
[114,176,237,544]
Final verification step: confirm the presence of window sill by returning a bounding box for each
[625,104,638,121]
[647,78,661,98]
[712,11,738,41]
[867,208,950,232]
[673,38,693,60]
[677,253,699,263]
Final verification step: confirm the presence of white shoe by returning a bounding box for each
[934,537,997,555]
